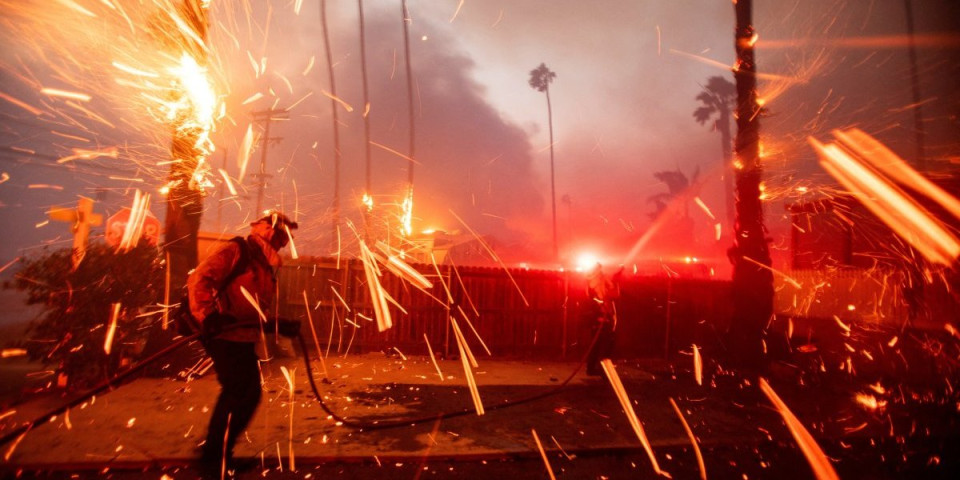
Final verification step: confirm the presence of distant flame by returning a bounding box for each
[400,188,414,237]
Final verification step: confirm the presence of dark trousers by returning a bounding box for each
[202,339,262,460]
[586,319,616,375]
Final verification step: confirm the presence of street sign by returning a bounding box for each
[105,207,161,247]
[48,196,103,269]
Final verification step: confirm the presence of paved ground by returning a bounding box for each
[2,332,960,479]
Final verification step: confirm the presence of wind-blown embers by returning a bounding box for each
[810,128,960,266]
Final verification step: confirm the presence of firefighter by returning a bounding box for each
[187,211,297,472]
[585,263,623,376]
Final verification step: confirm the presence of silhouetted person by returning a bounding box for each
[585,263,623,376]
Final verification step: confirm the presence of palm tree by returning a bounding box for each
[357,0,373,241]
[693,76,736,228]
[646,167,700,221]
[529,63,558,261]
[164,0,209,293]
[730,0,774,373]
[320,0,342,246]
[647,168,701,253]
[401,0,416,238]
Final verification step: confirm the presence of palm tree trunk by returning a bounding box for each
[402,0,416,202]
[320,0,341,244]
[358,0,373,242]
[718,109,735,228]
[546,85,558,262]
[903,0,925,170]
[730,0,774,372]
[163,0,208,292]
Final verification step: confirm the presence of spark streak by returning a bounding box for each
[56,146,119,164]
[451,318,479,369]
[743,256,802,288]
[833,128,960,222]
[358,240,392,332]
[284,224,298,259]
[0,258,19,275]
[214,169,236,196]
[531,428,557,480]
[320,89,353,112]
[452,318,483,415]
[239,286,267,323]
[760,33,960,49]
[280,366,296,472]
[669,398,706,480]
[118,189,151,251]
[692,344,702,386]
[302,291,328,377]
[810,132,960,265]
[759,378,839,480]
[449,209,529,306]
[3,429,28,461]
[457,307,491,356]
[41,87,92,102]
[375,242,433,290]
[0,91,44,116]
[424,333,444,381]
[369,141,421,165]
[600,359,664,476]
[103,303,121,355]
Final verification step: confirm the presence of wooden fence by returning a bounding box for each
[276,258,734,360]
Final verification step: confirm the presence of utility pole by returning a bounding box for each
[320,0,343,248]
[251,108,287,215]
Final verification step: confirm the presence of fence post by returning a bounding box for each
[562,271,569,358]
[664,276,673,359]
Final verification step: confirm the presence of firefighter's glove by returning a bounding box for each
[202,312,235,340]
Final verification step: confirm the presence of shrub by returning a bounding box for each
[12,242,163,391]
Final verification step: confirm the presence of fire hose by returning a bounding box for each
[0,323,600,446]
[295,327,600,431]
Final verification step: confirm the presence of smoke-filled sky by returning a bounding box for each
[1,0,958,271]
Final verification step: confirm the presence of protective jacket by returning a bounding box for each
[187,235,279,343]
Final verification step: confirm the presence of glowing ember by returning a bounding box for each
[669,398,706,480]
[600,359,665,476]
[810,131,960,265]
[239,285,268,323]
[531,428,557,480]
[0,348,27,358]
[452,318,484,415]
[759,378,840,480]
[103,302,121,355]
[117,189,152,251]
[692,344,702,386]
[424,333,444,381]
[357,239,393,332]
[280,366,296,472]
[855,393,886,411]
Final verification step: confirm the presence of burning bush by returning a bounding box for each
[10,242,163,391]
